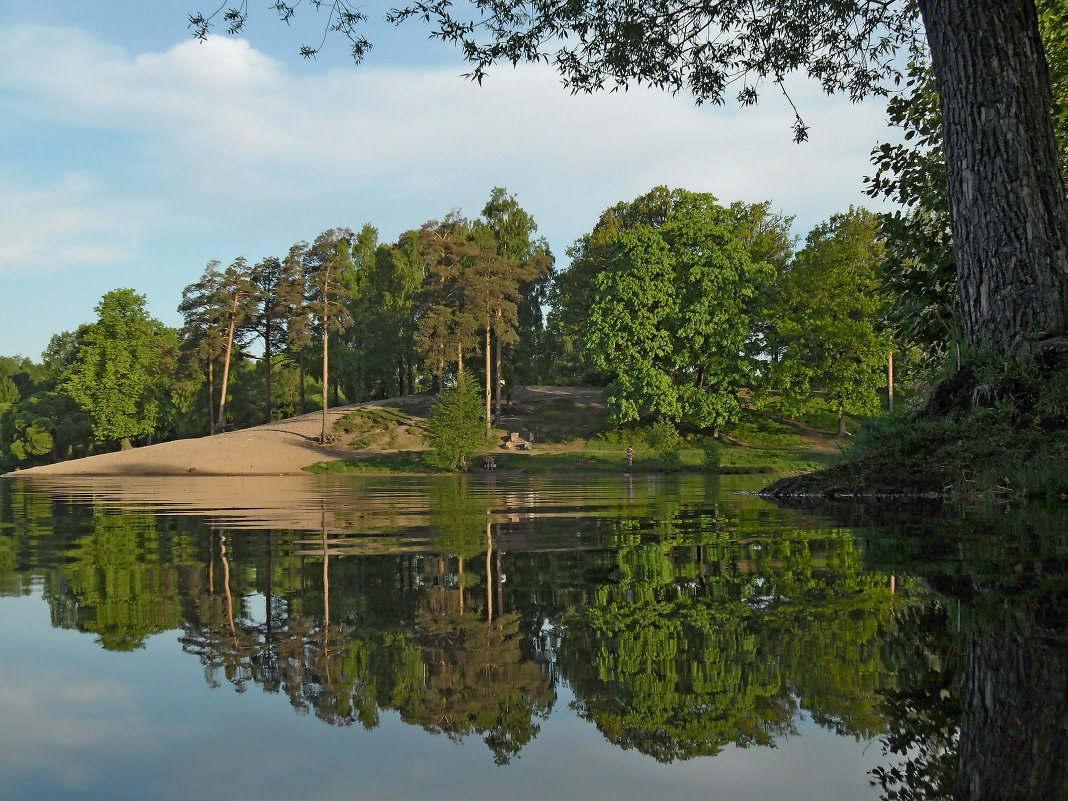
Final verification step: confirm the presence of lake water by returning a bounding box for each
[1,474,1065,801]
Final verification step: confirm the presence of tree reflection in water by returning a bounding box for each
[1,476,1066,795]
[558,516,896,761]
[860,503,1068,801]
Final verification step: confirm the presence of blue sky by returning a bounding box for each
[1,1,896,359]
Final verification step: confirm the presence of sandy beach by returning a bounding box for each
[6,404,365,477]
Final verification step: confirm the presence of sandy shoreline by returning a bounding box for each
[4,403,366,477]
[3,386,608,478]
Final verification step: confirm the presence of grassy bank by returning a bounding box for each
[304,443,835,476]
[762,355,1068,500]
[304,388,841,477]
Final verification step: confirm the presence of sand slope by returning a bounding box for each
[5,387,608,478]
[7,404,365,476]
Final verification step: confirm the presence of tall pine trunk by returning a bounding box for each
[207,356,215,436]
[485,318,492,439]
[299,352,306,414]
[217,293,240,429]
[494,311,502,423]
[919,0,1068,362]
[264,319,273,424]
[321,285,330,443]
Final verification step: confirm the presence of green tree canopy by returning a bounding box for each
[194,0,1068,366]
[64,289,176,449]
[583,188,771,429]
[422,372,485,471]
[764,207,891,434]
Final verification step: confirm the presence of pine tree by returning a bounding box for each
[305,229,355,442]
[178,260,226,435]
[277,241,312,415]
[248,256,291,423]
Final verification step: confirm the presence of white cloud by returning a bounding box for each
[0,665,153,786]
[0,23,893,279]
[0,171,143,273]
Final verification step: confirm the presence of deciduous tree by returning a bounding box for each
[583,189,770,430]
[765,207,892,436]
[64,289,176,449]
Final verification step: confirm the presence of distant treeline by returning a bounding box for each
[1,186,902,469]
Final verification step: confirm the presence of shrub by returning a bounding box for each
[647,418,682,471]
[422,373,485,471]
[702,439,721,472]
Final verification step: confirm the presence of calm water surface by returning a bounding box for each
[1,474,1065,801]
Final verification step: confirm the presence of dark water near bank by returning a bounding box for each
[1,474,1065,801]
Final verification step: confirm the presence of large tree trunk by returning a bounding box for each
[919,0,1068,362]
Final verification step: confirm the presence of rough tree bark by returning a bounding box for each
[920,0,1068,362]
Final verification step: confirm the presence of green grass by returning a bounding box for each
[509,397,607,444]
[315,396,845,478]
[304,450,435,474]
[716,441,837,473]
[335,406,413,434]
[764,353,1068,499]
[489,441,833,475]
[304,443,830,476]
[753,394,865,436]
[722,408,810,448]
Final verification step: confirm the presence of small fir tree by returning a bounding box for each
[422,372,485,471]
